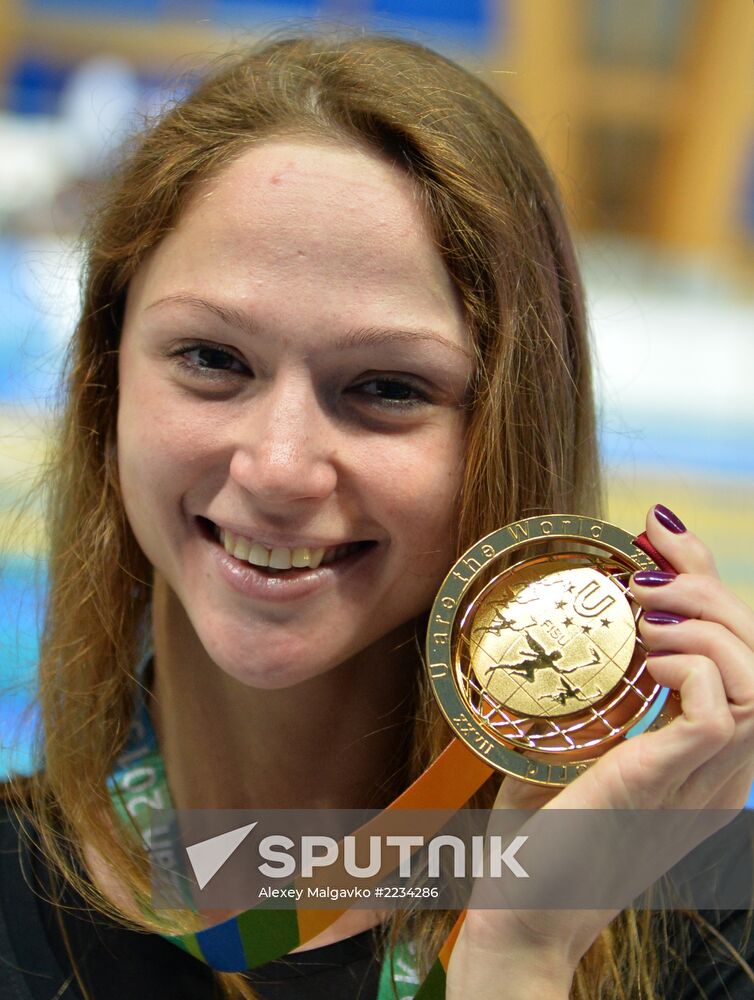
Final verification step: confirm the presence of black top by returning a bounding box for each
[0,797,380,1000]
[2,795,754,1000]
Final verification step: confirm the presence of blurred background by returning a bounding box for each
[1,0,752,783]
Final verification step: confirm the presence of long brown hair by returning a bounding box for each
[8,25,738,1000]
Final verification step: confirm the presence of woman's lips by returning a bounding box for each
[198,518,379,601]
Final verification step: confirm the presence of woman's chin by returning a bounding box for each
[199,632,340,692]
[222,662,328,691]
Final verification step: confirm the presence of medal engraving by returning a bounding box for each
[427,515,678,786]
[470,566,633,719]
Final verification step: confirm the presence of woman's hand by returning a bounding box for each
[446,504,754,999]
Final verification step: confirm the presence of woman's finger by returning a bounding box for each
[677,737,754,811]
[639,618,754,708]
[641,504,719,578]
[643,650,754,799]
[631,571,754,651]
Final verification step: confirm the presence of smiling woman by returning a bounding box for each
[118,140,471,696]
[117,139,471,696]
[2,25,754,1000]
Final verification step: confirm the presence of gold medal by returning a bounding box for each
[426,514,680,787]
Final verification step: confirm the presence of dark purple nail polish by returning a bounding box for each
[643,611,687,625]
[653,504,686,534]
[634,570,676,586]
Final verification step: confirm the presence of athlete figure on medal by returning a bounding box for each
[484,632,601,685]
[2,27,754,1000]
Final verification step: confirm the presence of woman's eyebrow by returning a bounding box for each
[338,326,471,361]
[145,293,255,335]
[144,293,472,360]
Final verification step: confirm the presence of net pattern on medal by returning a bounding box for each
[455,557,662,756]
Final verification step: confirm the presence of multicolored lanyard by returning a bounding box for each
[107,659,491,999]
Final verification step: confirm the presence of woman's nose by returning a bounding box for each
[228,378,338,505]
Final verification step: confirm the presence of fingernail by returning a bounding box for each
[653,504,686,534]
[634,570,676,586]
[643,611,687,625]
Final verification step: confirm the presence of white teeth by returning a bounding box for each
[233,537,250,560]
[308,547,326,570]
[269,547,292,570]
[248,543,270,568]
[218,527,355,572]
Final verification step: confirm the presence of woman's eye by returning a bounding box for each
[170,343,249,377]
[354,377,429,408]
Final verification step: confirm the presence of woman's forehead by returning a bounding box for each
[190,138,423,239]
[124,138,468,348]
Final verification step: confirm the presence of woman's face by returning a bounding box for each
[118,138,472,689]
